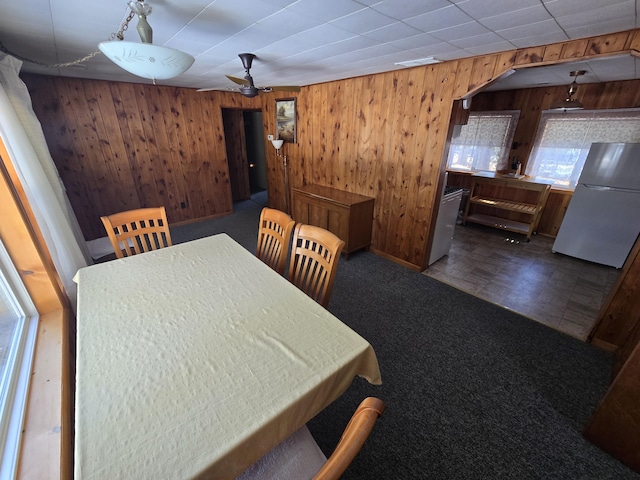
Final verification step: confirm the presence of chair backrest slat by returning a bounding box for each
[256,208,295,275]
[287,224,344,308]
[101,207,172,259]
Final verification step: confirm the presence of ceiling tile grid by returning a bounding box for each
[0,0,637,92]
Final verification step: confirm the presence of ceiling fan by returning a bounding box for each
[198,53,301,97]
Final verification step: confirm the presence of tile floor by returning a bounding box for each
[423,221,621,341]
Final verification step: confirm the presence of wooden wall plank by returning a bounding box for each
[589,237,640,353]
[587,32,633,55]
[560,39,590,59]
[130,85,176,216]
[413,63,458,267]
[583,335,640,473]
[378,68,411,255]
[111,82,162,213]
[368,72,395,249]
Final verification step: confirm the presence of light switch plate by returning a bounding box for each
[267,134,274,141]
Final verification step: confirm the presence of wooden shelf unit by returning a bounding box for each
[291,184,375,258]
[462,174,551,240]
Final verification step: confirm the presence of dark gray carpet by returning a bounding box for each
[171,191,639,480]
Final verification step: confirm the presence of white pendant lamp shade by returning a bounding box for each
[98,41,195,80]
[271,139,285,150]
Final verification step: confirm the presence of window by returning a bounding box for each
[0,240,38,479]
[446,111,519,172]
[526,109,640,189]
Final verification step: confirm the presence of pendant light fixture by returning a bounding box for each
[98,1,195,83]
[550,70,586,111]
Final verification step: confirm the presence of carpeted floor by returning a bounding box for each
[171,191,639,480]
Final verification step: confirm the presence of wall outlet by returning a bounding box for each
[267,134,274,141]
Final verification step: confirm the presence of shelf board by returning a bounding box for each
[465,213,530,235]
[470,196,538,214]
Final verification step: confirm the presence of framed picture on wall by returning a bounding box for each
[275,98,296,143]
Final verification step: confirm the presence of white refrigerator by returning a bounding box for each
[552,142,640,268]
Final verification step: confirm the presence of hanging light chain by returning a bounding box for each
[0,3,138,68]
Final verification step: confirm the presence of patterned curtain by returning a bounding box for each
[527,109,640,188]
[447,111,519,172]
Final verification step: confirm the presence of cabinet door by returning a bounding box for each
[309,203,329,230]
[291,193,309,223]
[327,207,350,245]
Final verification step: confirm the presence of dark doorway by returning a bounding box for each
[244,111,267,194]
[222,109,267,203]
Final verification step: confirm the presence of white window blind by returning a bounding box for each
[446,111,519,172]
[526,109,640,188]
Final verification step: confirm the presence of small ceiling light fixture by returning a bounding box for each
[550,70,586,111]
[98,1,195,83]
[395,57,442,67]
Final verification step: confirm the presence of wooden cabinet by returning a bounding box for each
[291,184,374,258]
[462,173,551,241]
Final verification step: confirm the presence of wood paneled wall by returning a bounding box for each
[22,75,260,239]
[23,29,640,269]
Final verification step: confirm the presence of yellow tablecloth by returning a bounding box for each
[74,234,381,480]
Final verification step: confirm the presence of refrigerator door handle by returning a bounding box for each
[583,184,640,194]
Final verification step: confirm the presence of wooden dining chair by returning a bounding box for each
[256,207,295,275]
[287,223,345,308]
[313,397,386,480]
[236,397,385,480]
[100,206,172,258]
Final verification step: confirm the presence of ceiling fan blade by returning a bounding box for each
[197,87,218,92]
[226,75,250,86]
[265,85,301,92]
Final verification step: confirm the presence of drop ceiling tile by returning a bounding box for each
[555,2,636,29]
[353,0,385,6]
[203,24,285,55]
[362,21,424,42]
[330,8,396,34]
[508,30,571,48]
[174,10,256,40]
[404,5,475,32]
[255,8,319,35]
[285,23,356,46]
[496,19,566,41]
[390,32,444,50]
[564,18,637,38]
[369,0,450,20]
[479,5,555,31]
[0,3,52,26]
[464,40,518,56]
[448,32,508,49]
[197,0,282,25]
[430,21,491,42]
[285,0,365,22]
[260,0,299,7]
[455,0,540,19]
[164,38,222,55]
[543,0,631,17]
[324,43,401,64]
[255,35,319,57]
[407,42,466,60]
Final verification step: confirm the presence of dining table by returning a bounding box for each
[73,233,381,479]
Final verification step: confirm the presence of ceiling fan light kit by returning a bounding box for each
[99,1,195,82]
[550,70,586,111]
